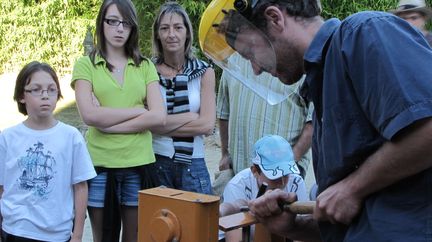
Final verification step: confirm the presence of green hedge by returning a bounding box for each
[0,0,210,75]
[0,0,430,75]
[322,0,398,19]
[0,0,99,75]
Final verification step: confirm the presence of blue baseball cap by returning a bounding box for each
[251,135,300,180]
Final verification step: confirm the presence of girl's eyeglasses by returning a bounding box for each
[104,18,132,28]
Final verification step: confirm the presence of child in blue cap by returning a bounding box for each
[219,135,308,242]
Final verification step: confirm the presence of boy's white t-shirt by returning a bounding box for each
[0,122,96,241]
[220,168,308,240]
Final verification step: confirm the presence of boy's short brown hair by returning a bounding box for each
[13,61,63,115]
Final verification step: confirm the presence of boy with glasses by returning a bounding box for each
[0,61,96,242]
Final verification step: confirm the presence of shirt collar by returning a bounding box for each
[94,54,135,66]
[304,18,341,64]
[300,19,341,107]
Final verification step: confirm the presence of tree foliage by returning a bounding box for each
[0,0,431,75]
[0,0,99,74]
[321,0,398,19]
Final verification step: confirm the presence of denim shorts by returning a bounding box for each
[88,170,141,207]
[155,155,212,195]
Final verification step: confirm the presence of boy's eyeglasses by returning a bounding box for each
[104,18,132,28]
[24,88,58,97]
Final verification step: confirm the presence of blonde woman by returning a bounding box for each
[151,2,216,194]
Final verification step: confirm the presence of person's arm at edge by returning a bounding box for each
[292,122,313,162]
[218,119,232,171]
[216,70,231,171]
[316,118,432,224]
[225,228,242,242]
[219,199,248,217]
[0,185,3,240]
[70,181,88,242]
[163,68,216,137]
[220,200,248,242]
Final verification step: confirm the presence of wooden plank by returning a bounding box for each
[219,212,257,232]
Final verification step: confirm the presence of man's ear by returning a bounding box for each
[263,6,285,33]
[19,98,25,104]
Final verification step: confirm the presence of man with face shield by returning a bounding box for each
[200,0,432,241]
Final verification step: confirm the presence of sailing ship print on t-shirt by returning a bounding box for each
[17,141,56,198]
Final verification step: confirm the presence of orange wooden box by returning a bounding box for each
[138,187,220,242]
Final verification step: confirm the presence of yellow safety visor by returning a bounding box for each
[199,0,292,105]
[199,0,235,62]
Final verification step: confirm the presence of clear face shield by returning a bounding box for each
[199,0,296,105]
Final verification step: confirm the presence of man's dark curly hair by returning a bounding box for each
[214,0,321,48]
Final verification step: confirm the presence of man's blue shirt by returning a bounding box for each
[303,11,432,241]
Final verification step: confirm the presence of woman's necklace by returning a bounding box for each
[112,67,123,74]
[163,61,183,73]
